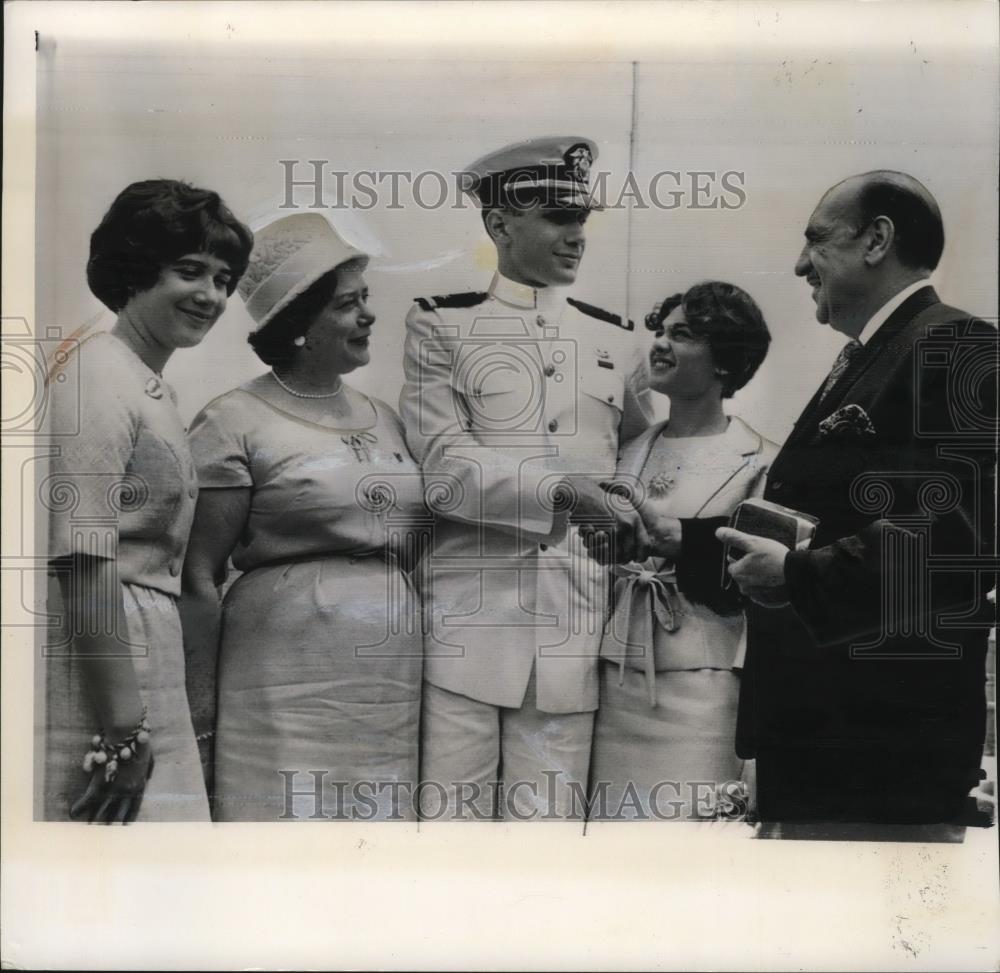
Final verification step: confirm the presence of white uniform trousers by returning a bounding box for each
[419,668,594,821]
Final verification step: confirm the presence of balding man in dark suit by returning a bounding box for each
[718,171,997,829]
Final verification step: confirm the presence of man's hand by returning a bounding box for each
[565,478,683,565]
[715,527,791,607]
[565,479,649,564]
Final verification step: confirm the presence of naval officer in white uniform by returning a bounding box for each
[399,136,649,819]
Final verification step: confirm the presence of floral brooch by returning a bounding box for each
[819,403,875,439]
[647,471,676,498]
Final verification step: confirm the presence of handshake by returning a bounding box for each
[554,477,794,608]
[554,476,682,565]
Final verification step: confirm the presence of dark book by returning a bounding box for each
[721,498,819,588]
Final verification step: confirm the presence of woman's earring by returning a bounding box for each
[293,335,306,347]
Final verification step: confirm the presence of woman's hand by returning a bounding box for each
[57,555,152,823]
[71,746,154,825]
[180,486,251,803]
[566,477,685,565]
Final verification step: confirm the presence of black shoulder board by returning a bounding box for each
[414,291,489,312]
[566,297,634,331]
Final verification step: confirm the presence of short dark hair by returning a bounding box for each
[850,172,944,271]
[87,179,254,312]
[247,268,342,369]
[647,281,771,398]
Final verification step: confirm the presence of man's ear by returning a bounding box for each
[484,208,511,246]
[864,214,895,266]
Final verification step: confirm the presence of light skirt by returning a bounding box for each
[589,661,745,822]
[212,555,423,822]
[42,578,209,821]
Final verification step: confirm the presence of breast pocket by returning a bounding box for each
[573,366,626,466]
[453,360,544,434]
[581,366,626,414]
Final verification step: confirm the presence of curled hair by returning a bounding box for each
[247,268,343,369]
[87,179,253,312]
[647,281,771,398]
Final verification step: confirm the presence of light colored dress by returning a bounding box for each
[589,416,777,822]
[188,375,425,822]
[41,331,209,821]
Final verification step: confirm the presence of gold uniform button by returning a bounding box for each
[607,394,615,403]
[539,543,548,552]
[536,314,546,327]
[547,419,559,433]
[544,364,556,378]
[169,563,181,577]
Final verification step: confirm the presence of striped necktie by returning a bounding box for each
[820,339,863,400]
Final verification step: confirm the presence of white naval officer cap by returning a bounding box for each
[460,135,600,210]
[236,212,369,332]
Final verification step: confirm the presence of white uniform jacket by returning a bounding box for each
[399,272,649,713]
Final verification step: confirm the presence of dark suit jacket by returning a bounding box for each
[734,286,997,824]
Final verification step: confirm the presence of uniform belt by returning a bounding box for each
[247,545,410,575]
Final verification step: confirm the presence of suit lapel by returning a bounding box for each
[688,417,764,515]
[620,416,763,516]
[786,286,940,447]
[617,421,666,484]
[826,286,940,407]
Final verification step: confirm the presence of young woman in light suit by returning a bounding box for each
[582,281,776,822]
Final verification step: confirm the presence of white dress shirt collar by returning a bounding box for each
[856,278,930,346]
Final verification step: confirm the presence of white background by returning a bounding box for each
[32,4,998,439]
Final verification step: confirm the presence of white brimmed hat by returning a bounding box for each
[237,213,369,332]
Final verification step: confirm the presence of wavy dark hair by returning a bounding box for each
[86,179,253,312]
[646,281,771,398]
[246,267,347,369]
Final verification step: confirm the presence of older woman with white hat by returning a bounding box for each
[181,213,425,821]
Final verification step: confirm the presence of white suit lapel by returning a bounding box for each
[615,416,764,516]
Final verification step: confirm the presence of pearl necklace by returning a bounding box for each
[271,371,344,399]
